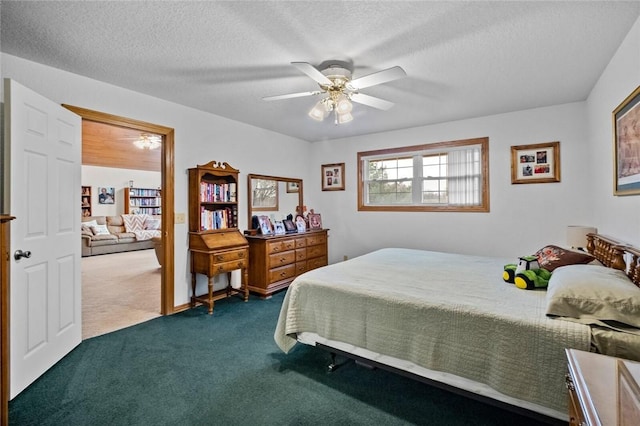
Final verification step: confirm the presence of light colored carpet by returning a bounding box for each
[81,249,161,339]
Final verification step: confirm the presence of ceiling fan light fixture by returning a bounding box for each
[335,95,352,114]
[133,133,161,150]
[337,112,353,124]
[308,100,329,121]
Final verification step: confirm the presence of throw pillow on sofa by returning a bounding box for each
[91,224,110,235]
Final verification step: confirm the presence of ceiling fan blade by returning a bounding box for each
[291,62,333,86]
[348,66,406,90]
[262,91,321,101]
[350,93,395,111]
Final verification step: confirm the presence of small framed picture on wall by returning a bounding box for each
[321,163,345,191]
[510,142,560,184]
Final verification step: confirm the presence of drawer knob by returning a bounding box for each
[216,255,224,261]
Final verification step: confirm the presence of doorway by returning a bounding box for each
[63,105,176,318]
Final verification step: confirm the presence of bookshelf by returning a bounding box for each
[187,161,248,314]
[81,186,92,217]
[124,187,162,215]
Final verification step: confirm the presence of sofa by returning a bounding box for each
[81,215,158,257]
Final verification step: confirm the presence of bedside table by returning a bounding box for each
[565,349,640,426]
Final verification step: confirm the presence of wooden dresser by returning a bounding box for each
[565,348,640,426]
[246,229,328,297]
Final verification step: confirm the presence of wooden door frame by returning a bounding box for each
[63,105,175,315]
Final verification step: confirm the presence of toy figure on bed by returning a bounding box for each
[503,255,552,290]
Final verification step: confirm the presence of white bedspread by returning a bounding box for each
[274,248,592,415]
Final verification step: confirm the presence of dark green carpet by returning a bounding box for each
[10,291,557,425]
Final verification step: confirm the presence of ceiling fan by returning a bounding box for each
[263,60,406,124]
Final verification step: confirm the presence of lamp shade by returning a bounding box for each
[567,225,597,249]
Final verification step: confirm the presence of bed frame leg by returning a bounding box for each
[327,352,352,372]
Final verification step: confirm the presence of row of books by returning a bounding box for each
[133,207,162,215]
[200,206,237,230]
[200,182,237,203]
[130,188,161,197]
[129,197,161,207]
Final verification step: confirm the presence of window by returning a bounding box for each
[358,137,489,212]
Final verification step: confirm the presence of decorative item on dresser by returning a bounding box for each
[124,187,162,215]
[1,215,15,426]
[188,161,248,314]
[246,229,328,298]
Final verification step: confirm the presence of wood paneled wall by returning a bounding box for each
[82,120,161,172]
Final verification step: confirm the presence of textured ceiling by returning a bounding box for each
[2,1,639,142]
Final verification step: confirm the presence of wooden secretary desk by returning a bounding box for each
[188,162,249,314]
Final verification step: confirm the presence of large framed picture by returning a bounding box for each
[321,163,345,191]
[613,85,640,195]
[510,142,560,184]
[98,187,115,204]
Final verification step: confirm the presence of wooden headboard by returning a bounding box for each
[586,233,640,287]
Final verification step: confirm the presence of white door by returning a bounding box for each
[4,79,82,398]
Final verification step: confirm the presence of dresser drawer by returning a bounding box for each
[295,261,307,275]
[295,238,307,248]
[295,248,307,261]
[307,244,326,259]
[269,264,296,283]
[269,250,296,268]
[213,249,247,263]
[306,234,326,246]
[307,256,327,271]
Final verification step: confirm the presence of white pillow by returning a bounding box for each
[90,224,110,236]
[546,264,640,329]
[145,217,161,230]
[83,219,98,228]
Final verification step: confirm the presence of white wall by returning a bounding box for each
[1,53,313,307]
[586,15,640,247]
[2,9,639,308]
[82,165,161,216]
[310,102,592,262]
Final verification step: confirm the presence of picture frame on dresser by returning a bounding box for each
[308,213,322,230]
[258,215,272,235]
[283,219,296,233]
[613,85,640,196]
[274,221,285,235]
[295,216,306,233]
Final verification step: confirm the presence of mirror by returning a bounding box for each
[247,174,303,230]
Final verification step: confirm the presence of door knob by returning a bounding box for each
[14,250,32,260]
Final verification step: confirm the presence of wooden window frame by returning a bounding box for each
[357,137,490,212]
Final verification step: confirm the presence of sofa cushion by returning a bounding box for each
[88,234,118,246]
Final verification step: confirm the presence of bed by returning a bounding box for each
[274,234,640,421]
